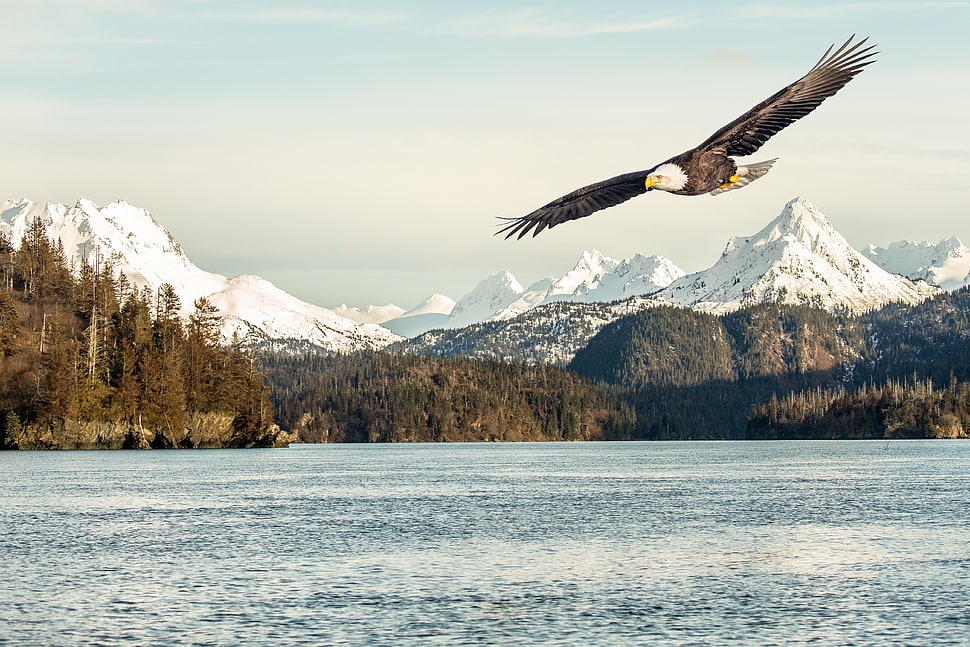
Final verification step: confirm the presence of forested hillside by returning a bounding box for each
[261,293,970,443]
[565,297,970,438]
[745,289,970,438]
[262,351,637,442]
[565,303,862,437]
[0,222,284,449]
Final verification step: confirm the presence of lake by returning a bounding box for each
[2,441,968,646]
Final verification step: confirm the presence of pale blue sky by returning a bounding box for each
[3,1,969,308]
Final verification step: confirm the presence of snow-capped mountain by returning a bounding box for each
[387,250,684,337]
[386,192,947,337]
[539,250,684,304]
[332,303,406,325]
[394,197,945,365]
[0,199,401,352]
[1,198,228,299]
[510,250,684,310]
[862,237,970,291]
[5,194,950,359]
[655,197,940,313]
[402,294,457,318]
[444,252,684,331]
[445,270,528,330]
[396,297,657,366]
[381,294,456,338]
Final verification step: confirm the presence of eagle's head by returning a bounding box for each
[645,163,688,192]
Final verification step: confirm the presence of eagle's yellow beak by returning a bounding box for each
[644,176,658,190]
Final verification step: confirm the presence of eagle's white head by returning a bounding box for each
[645,163,688,192]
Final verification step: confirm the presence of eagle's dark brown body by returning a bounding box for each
[665,150,739,196]
[499,36,877,239]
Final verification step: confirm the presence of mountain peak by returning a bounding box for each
[863,236,970,291]
[404,293,456,317]
[2,197,401,353]
[660,198,940,313]
[575,249,611,270]
[446,270,526,329]
[332,303,406,325]
[755,197,838,251]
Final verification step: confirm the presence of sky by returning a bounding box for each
[2,1,969,310]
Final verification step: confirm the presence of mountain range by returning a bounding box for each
[862,237,970,292]
[0,199,400,353]
[2,196,967,355]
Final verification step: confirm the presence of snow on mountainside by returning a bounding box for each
[516,250,684,308]
[395,197,946,365]
[332,303,405,325]
[655,197,940,313]
[381,294,456,338]
[397,297,657,366]
[1,198,227,299]
[446,271,527,330]
[390,250,685,337]
[0,199,400,352]
[402,294,457,318]
[862,237,970,291]
[388,194,946,338]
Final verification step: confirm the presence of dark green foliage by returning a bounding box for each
[261,351,638,443]
[858,287,970,384]
[264,292,970,443]
[568,303,865,438]
[745,288,970,438]
[569,297,970,439]
[748,378,970,439]
[722,303,867,382]
[0,225,277,449]
[571,306,734,388]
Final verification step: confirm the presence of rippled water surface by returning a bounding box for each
[2,441,969,646]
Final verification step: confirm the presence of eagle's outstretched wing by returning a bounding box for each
[498,36,877,240]
[697,35,877,158]
[497,169,653,240]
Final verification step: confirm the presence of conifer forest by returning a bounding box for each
[0,221,282,449]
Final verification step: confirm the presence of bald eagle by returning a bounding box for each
[498,36,877,240]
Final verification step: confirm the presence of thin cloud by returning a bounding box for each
[703,48,754,66]
[64,37,190,45]
[225,7,409,28]
[740,1,968,20]
[437,9,696,37]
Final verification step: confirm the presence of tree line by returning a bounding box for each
[748,377,970,439]
[262,293,970,443]
[260,350,637,442]
[0,218,283,449]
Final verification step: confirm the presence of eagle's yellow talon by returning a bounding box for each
[729,175,740,183]
[720,183,732,189]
